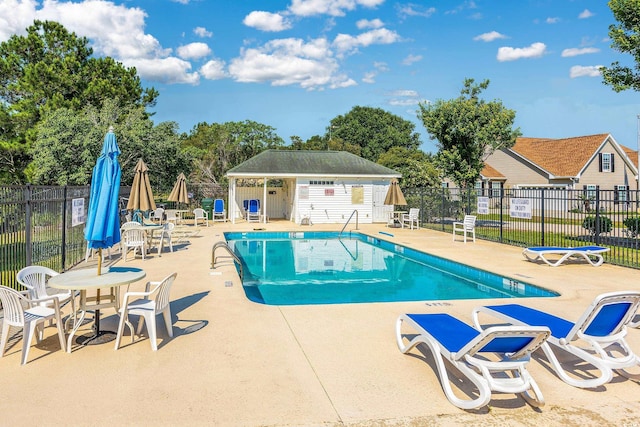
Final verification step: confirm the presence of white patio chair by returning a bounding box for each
[17,265,75,331]
[157,222,175,256]
[401,208,420,229]
[0,285,67,365]
[212,199,227,222]
[193,208,209,227]
[453,215,476,243]
[114,272,177,351]
[150,207,164,224]
[165,209,179,225]
[121,227,146,261]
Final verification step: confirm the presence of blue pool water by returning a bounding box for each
[224,231,559,306]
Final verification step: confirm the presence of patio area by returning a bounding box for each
[1,220,639,426]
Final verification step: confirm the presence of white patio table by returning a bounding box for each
[48,266,146,350]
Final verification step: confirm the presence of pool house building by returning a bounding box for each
[226,150,401,224]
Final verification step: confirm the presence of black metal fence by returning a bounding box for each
[2,184,640,289]
[405,186,640,269]
[0,185,132,288]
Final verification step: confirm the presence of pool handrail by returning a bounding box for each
[211,241,243,281]
[340,209,359,237]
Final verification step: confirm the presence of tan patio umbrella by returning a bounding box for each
[167,172,189,205]
[384,179,407,206]
[126,158,156,213]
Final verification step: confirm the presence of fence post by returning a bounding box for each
[541,188,545,246]
[594,186,601,245]
[24,184,32,266]
[440,186,445,231]
[499,187,504,242]
[61,186,67,270]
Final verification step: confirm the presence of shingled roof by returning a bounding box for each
[509,134,611,177]
[227,150,401,178]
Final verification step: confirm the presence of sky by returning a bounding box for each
[1,0,639,153]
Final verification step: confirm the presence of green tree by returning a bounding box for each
[182,120,285,184]
[329,106,421,162]
[377,147,440,189]
[30,99,191,190]
[0,20,158,183]
[601,0,640,92]
[418,78,520,188]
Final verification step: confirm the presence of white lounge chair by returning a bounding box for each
[472,291,640,388]
[246,199,260,223]
[522,245,610,267]
[396,312,549,409]
[115,272,176,351]
[453,215,476,243]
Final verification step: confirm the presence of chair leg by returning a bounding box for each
[22,321,38,365]
[114,310,128,350]
[162,309,173,338]
[143,313,158,351]
[0,322,9,358]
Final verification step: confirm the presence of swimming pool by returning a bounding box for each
[224,231,559,305]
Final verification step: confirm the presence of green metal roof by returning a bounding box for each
[226,150,401,178]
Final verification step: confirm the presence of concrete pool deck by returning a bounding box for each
[1,220,639,426]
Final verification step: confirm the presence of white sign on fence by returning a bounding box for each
[477,197,489,214]
[72,198,85,227]
[509,198,532,219]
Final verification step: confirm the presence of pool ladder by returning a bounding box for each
[211,241,243,281]
[339,209,359,237]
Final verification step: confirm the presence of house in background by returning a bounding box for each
[226,150,401,224]
[481,134,639,201]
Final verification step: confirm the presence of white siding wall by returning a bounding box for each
[233,186,288,219]
[296,178,374,224]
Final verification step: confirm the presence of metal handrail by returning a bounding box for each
[211,241,243,281]
[339,209,359,237]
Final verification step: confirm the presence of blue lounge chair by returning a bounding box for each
[472,291,640,388]
[522,245,610,267]
[213,199,226,222]
[247,199,260,223]
[396,313,550,409]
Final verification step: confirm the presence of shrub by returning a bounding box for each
[623,216,640,238]
[582,215,612,235]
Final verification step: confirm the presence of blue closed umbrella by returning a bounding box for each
[84,127,122,274]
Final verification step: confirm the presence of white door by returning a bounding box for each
[372,182,390,223]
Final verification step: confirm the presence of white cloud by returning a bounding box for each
[402,54,422,65]
[0,0,204,85]
[497,42,546,61]
[177,42,211,60]
[373,61,388,72]
[228,37,350,90]
[356,18,384,29]
[171,0,189,4]
[194,27,212,38]
[387,89,423,106]
[289,0,384,17]
[561,47,600,57]
[546,17,559,24]
[243,11,291,32]
[569,65,602,78]
[579,9,594,19]
[125,57,199,84]
[333,28,401,55]
[200,59,227,80]
[473,31,507,42]
[362,71,376,83]
[397,4,436,18]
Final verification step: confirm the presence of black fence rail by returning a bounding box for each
[405,186,640,269]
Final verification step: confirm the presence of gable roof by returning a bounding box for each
[226,150,401,178]
[508,134,610,177]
